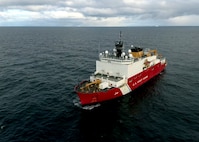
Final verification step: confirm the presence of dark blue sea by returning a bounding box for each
[0,27,199,142]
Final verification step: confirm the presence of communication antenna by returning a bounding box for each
[115,31,124,57]
[119,31,122,42]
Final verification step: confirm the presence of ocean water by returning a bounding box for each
[0,27,199,142]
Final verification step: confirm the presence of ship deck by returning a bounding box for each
[75,81,101,93]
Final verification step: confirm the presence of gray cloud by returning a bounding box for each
[0,0,199,26]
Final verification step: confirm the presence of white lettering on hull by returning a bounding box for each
[132,75,148,86]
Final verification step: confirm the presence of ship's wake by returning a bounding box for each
[73,99,101,110]
[82,103,101,110]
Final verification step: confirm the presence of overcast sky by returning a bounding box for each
[0,0,199,26]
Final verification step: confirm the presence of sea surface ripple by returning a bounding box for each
[0,27,199,142]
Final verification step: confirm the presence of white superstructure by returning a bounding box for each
[90,46,164,90]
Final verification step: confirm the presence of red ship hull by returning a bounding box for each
[128,62,166,90]
[75,62,166,106]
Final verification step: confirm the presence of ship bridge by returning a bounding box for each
[99,52,134,64]
[96,47,158,80]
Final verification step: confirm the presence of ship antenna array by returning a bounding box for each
[119,31,122,41]
[119,31,124,49]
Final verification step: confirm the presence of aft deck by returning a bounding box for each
[76,80,108,93]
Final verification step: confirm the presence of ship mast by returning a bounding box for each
[115,31,124,57]
[119,31,122,41]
